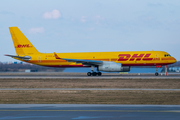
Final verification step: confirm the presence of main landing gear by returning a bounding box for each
[87,66,102,76]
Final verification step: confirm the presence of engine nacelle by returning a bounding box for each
[98,61,130,72]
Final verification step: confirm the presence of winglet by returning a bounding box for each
[54,52,61,59]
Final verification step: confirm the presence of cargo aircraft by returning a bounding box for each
[5,27,177,76]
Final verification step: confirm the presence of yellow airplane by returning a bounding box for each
[5,27,177,76]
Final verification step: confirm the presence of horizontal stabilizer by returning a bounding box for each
[5,54,31,61]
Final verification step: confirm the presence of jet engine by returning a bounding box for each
[98,61,130,72]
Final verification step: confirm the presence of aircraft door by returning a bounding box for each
[38,56,41,62]
[155,53,159,61]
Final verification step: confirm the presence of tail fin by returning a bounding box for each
[9,27,40,55]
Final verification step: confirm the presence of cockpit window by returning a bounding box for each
[164,54,171,57]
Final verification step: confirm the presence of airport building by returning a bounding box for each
[169,67,180,72]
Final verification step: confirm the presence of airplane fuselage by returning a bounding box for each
[18,51,176,67]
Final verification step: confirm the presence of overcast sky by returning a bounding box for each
[0,0,180,62]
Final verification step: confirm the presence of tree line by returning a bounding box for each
[0,62,64,72]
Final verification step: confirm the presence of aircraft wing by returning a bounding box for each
[54,52,103,66]
[5,54,31,61]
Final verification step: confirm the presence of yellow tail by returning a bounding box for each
[9,27,40,55]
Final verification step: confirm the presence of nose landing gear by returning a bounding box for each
[155,65,161,76]
[155,72,159,76]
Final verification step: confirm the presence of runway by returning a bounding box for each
[0,72,180,79]
[0,104,180,120]
[0,75,180,79]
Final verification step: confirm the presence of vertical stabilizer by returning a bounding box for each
[9,27,40,55]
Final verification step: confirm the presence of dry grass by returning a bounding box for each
[0,90,180,104]
[0,79,180,89]
[0,77,180,104]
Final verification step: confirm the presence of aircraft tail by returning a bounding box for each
[9,27,40,55]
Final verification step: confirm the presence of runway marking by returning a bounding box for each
[0,110,180,113]
[1,88,180,91]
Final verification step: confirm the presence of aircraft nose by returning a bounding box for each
[173,57,177,63]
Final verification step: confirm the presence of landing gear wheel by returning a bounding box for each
[97,72,102,76]
[87,72,92,76]
[92,72,97,76]
[155,72,159,76]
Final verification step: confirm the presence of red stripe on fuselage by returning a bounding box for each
[43,63,171,68]
[44,65,89,67]
[122,63,172,66]
[161,58,175,60]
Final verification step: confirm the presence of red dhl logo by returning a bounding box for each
[15,44,32,48]
[118,54,153,61]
